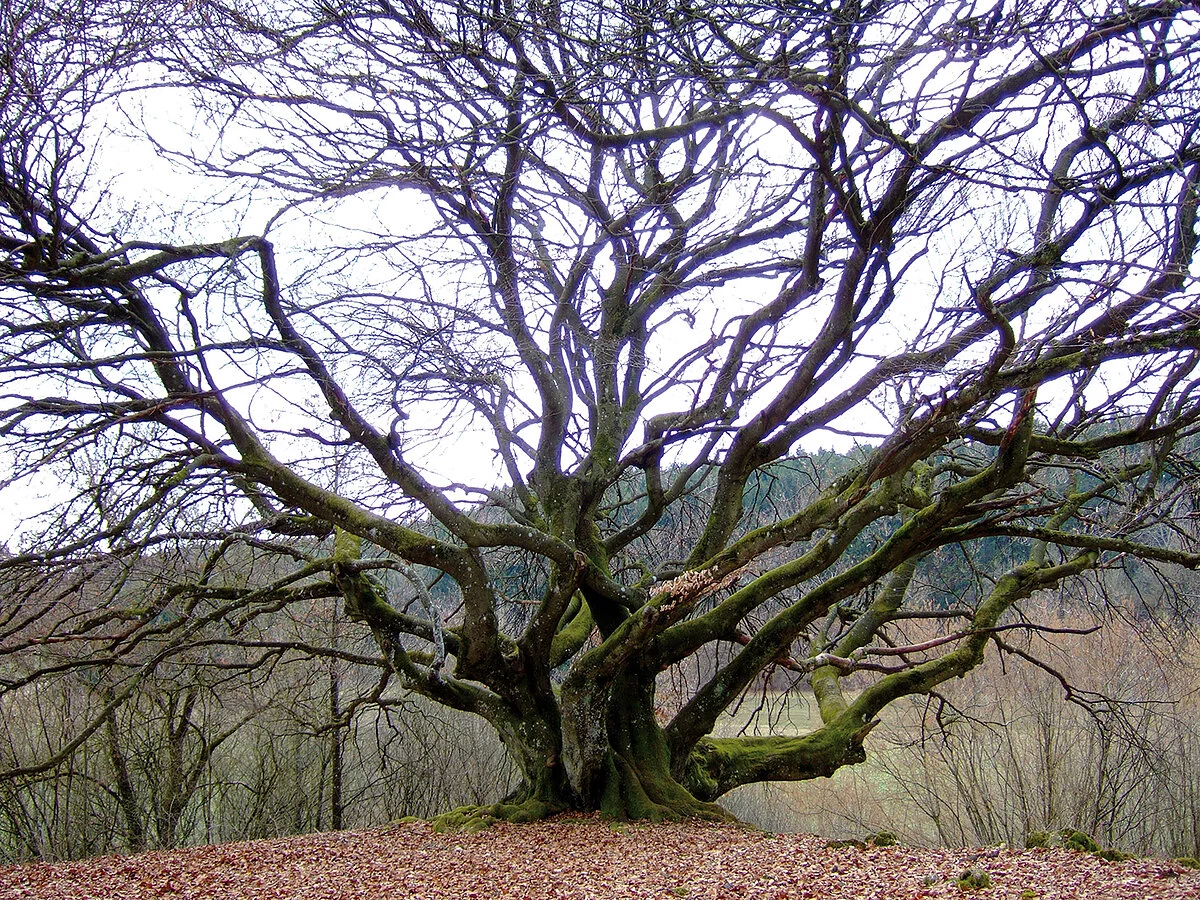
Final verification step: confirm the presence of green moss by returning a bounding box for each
[1030,827,1135,861]
[332,526,362,561]
[1174,857,1200,870]
[599,754,677,822]
[811,664,849,721]
[866,830,898,847]
[1061,830,1100,853]
[429,798,558,832]
[685,719,870,801]
[550,596,594,666]
[1026,828,1100,853]
[596,750,730,823]
[956,868,991,890]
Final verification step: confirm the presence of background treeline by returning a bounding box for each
[0,649,515,860]
[1,447,1197,862]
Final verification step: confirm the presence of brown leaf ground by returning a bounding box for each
[1,817,1197,899]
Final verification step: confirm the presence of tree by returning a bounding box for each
[2,0,1200,824]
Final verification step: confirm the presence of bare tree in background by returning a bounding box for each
[2,0,1200,824]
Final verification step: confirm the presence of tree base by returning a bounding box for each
[598,753,734,823]
[426,759,734,831]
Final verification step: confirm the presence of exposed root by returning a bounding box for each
[598,754,734,823]
[429,798,562,833]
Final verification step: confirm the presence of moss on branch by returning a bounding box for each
[551,594,594,666]
[683,717,878,802]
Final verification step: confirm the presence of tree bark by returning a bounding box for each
[329,662,344,831]
[103,706,147,854]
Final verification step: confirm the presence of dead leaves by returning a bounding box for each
[0,818,1197,899]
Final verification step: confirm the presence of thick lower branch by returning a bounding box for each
[682,717,879,802]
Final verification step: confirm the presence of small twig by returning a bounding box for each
[858,622,1099,658]
[808,622,1101,677]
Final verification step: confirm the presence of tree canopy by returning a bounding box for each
[2,0,1200,822]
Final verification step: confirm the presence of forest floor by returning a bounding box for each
[0,816,1197,899]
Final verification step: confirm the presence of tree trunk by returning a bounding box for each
[103,706,147,854]
[328,662,344,831]
[559,672,729,820]
[491,698,575,811]
[443,670,729,826]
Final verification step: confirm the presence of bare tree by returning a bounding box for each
[3,0,1200,824]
